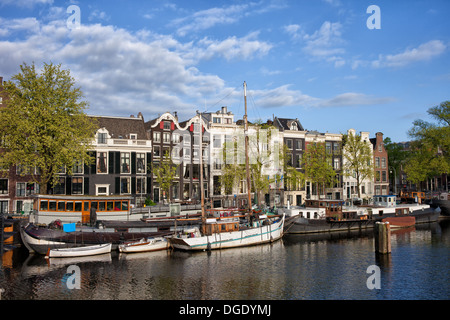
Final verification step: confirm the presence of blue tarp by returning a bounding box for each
[63,223,76,233]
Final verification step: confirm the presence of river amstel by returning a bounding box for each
[1,220,449,301]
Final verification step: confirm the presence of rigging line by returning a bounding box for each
[207,83,242,112]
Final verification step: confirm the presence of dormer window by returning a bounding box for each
[290,121,298,131]
[130,134,137,140]
[97,132,107,144]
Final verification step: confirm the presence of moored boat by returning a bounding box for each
[169,213,285,251]
[382,216,415,229]
[282,195,440,234]
[46,243,112,258]
[118,237,169,253]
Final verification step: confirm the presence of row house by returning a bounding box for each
[343,129,374,202]
[145,111,210,204]
[305,130,343,201]
[370,132,389,195]
[51,114,152,206]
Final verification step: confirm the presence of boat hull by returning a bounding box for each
[20,223,173,255]
[118,238,169,253]
[169,215,285,251]
[47,243,112,258]
[284,207,439,234]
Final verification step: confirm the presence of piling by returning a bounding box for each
[374,221,391,254]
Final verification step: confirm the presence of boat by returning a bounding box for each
[382,216,415,229]
[118,237,169,253]
[20,221,174,255]
[45,243,112,258]
[429,192,450,216]
[169,82,285,251]
[282,195,440,234]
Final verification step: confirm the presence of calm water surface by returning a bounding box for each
[1,221,449,300]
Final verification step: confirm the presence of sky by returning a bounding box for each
[0,0,449,142]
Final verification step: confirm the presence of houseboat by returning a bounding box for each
[281,195,439,234]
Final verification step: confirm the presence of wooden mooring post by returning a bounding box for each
[374,221,391,254]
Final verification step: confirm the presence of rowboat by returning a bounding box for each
[118,237,169,253]
[45,243,112,258]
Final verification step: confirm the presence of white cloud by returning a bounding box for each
[0,0,53,8]
[173,4,249,37]
[303,21,345,58]
[196,32,272,61]
[372,40,446,68]
[317,92,394,108]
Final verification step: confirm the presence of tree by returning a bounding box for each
[280,143,305,193]
[0,62,97,194]
[405,101,450,190]
[302,142,336,198]
[341,131,374,198]
[152,150,178,203]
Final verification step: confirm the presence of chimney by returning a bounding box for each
[174,111,178,120]
[221,106,227,114]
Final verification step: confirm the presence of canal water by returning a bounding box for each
[1,221,449,301]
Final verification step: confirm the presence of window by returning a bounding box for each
[73,160,83,174]
[163,132,171,143]
[381,158,386,169]
[213,117,221,123]
[97,152,108,173]
[172,133,180,143]
[326,142,332,154]
[121,152,130,173]
[375,157,380,168]
[96,185,109,196]
[163,121,171,130]
[333,158,340,170]
[136,177,146,194]
[130,134,137,140]
[286,139,292,149]
[72,177,83,195]
[54,178,65,194]
[0,179,8,194]
[213,135,221,148]
[153,132,161,142]
[153,146,161,158]
[382,171,387,182]
[16,183,26,196]
[295,140,302,150]
[120,177,130,194]
[290,122,298,130]
[136,153,146,174]
[97,132,107,144]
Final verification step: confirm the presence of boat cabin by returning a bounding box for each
[373,195,396,207]
[305,199,344,219]
[202,218,240,235]
[32,194,132,225]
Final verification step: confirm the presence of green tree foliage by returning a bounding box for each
[341,131,374,198]
[302,142,336,197]
[405,101,450,189]
[0,62,97,194]
[152,150,178,203]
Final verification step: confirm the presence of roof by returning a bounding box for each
[91,115,148,140]
[274,117,304,131]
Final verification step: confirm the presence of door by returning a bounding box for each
[82,201,90,224]
[296,194,302,206]
[154,187,160,203]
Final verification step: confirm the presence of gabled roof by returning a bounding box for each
[92,115,148,140]
[274,117,304,131]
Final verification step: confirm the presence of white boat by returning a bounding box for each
[118,237,169,253]
[169,213,285,251]
[45,243,112,258]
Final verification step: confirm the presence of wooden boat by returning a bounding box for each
[118,237,169,253]
[382,216,415,229]
[169,82,285,251]
[45,243,112,258]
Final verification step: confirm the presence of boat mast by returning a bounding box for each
[198,111,205,219]
[243,82,252,213]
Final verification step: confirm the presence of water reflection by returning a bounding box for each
[1,220,449,300]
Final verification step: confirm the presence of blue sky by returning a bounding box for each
[0,0,449,142]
